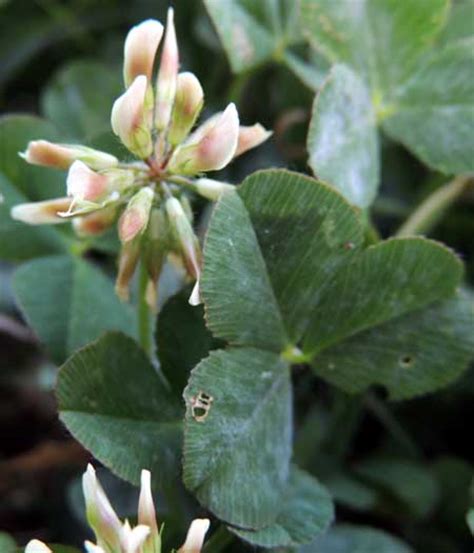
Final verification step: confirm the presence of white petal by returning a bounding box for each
[25,540,53,553]
[124,19,164,85]
[178,519,210,553]
[189,280,201,306]
[11,197,71,224]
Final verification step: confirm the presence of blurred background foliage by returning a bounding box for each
[0,1,473,552]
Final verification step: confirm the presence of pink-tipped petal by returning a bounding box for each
[168,103,239,175]
[11,197,72,225]
[118,187,154,243]
[124,19,164,86]
[235,123,272,157]
[20,140,74,170]
[155,8,179,131]
[178,519,210,553]
[20,140,118,170]
[82,464,122,550]
[111,75,153,158]
[72,205,117,237]
[67,161,109,202]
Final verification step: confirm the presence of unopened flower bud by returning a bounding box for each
[124,19,163,87]
[118,187,154,243]
[178,519,210,553]
[82,464,122,552]
[168,72,204,146]
[25,540,52,553]
[235,123,272,157]
[168,103,239,175]
[111,75,153,158]
[11,197,72,224]
[120,521,151,553]
[155,8,179,131]
[138,470,161,553]
[67,161,109,202]
[72,205,117,237]
[195,178,233,201]
[20,140,118,170]
[165,197,201,280]
[143,208,168,310]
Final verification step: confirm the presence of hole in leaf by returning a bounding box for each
[399,355,414,368]
[190,390,214,422]
[192,406,207,418]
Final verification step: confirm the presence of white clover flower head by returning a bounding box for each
[11,8,271,306]
[25,467,210,553]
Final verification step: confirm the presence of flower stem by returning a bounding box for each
[396,174,473,237]
[167,174,197,192]
[137,260,153,359]
[365,393,420,458]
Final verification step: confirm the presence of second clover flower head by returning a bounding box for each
[11,8,271,307]
[25,464,210,553]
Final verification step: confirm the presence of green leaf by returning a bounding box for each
[183,347,292,529]
[307,524,413,553]
[324,473,378,511]
[433,456,474,536]
[307,64,379,207]
[195,169,466,530]
[383,38,474,174]
[41,60,122,140]
[283,50,327,90]
[312,292,474,399]
[204,0,300,72]
[230,466,334,547]
[0,172,66,261]
[14,255,136,365]
[202,170,363,350]
[156,287,223,395]
[299,0,449,100]
[202,170,463,401]
[0,114,65,200]
[353,457,439,519]
[57,332,182,487]
[303,238,462,356]
[467,508,474,536]
[438,0,474,46]
[0,532,16,553]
